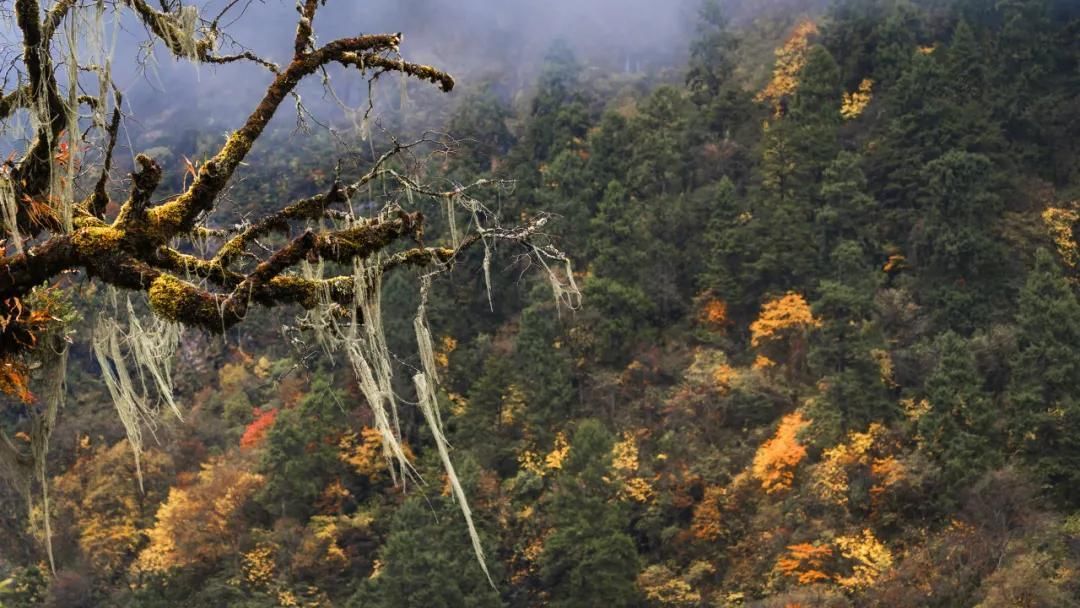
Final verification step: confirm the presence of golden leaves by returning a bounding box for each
[757,19,820,114]
[500,384,527,426]
[135,459,265,573]
[750,292,821,348]
[752,412,810,494]
[519,432,570,477]
[813,423,905,507]
[776,530,893,590]
[339,427,412,481]
[752,355,777,371]
[869,349,897,388]
[612,431,654,503]
[241,544,277,588]
[690,486,726,541]
[840,78,874,120]
[834,529,893,589]
[1042,205,1079,273]
[698,296,730,331]
[434,335,457,369]
[713,363,736,391]
[544,432,571,471]
[638,565,703,607]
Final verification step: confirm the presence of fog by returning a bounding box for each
[103,0,698,140]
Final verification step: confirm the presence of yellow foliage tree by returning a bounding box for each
[135,457,265,573]
[637,565,702,607]
[756,19,820,114]
[612,431,654,503]
[51,440,173,578]
[840,78,874,120]
[750,292,820,376]
[752,412,811,494]
[1042,205,1079,274]
[750,292,821,347]
[544,432,571,471]
[834,529,893,589]
[241,544,277,589]
[519,432,570,477]
[813,422,904,508]
[340,427,391,481]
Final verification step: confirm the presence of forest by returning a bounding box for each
[2,0,1080,606]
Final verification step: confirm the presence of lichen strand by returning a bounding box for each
[71,226,126,258]
[147,275,223,328]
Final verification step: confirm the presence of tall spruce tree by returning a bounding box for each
[1007,249,1080,506]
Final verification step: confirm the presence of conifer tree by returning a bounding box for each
[538,420,641,608]
[1007,249,1080,506]
[918,331,998,502]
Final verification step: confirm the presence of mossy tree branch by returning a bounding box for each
[0,0,485,352]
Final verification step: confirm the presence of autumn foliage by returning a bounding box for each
[136,458,265,573]
[776,543,834,584]
[750,292,821,347]
[752,412,811,494]
[756,19,819,112]
[240,407,279,449]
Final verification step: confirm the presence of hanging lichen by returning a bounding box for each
[91,290,184,491]
[414,371,494,587]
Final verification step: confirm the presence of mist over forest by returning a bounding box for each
[2,0,1080,606]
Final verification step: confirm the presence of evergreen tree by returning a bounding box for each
[445,84,515,177]
[808,242,894,443]
[538,420,641,608]
[914,150,1008,331]
[686,0,757,183]
[513,297,578,437]
[815,151,878,261]
[918,331,998,502]
[747,45,842,294]
[259,372,347,519]
[1007,249,1080,506]
[700,177,754,309]
[350,471,504,608]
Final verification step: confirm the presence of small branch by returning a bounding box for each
[204,51,280,74]
[14,0,68,196]
[339,52,455,92]
[90,94,123,219]
[147,33,406,240]
[41,0,77,42]
[294,0,321,57]
[0,85,29,121]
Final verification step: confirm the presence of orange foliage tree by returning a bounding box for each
[776,542,834,585]
[750,292,821,376]
[239,407,279,450]
[691,485,727,541]
[752,412,811,494]
[135,457,264,573]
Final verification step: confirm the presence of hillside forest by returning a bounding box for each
[3,0,1080,606]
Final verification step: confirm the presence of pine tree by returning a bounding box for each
[918,331,998,503]
[1007,249,1080,506]
[914,150,1008,331]
[350,457,504,608]
[259,372,348,519]
[538,420,641,608]
[815,151,878,261]
[808,242,894,443]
